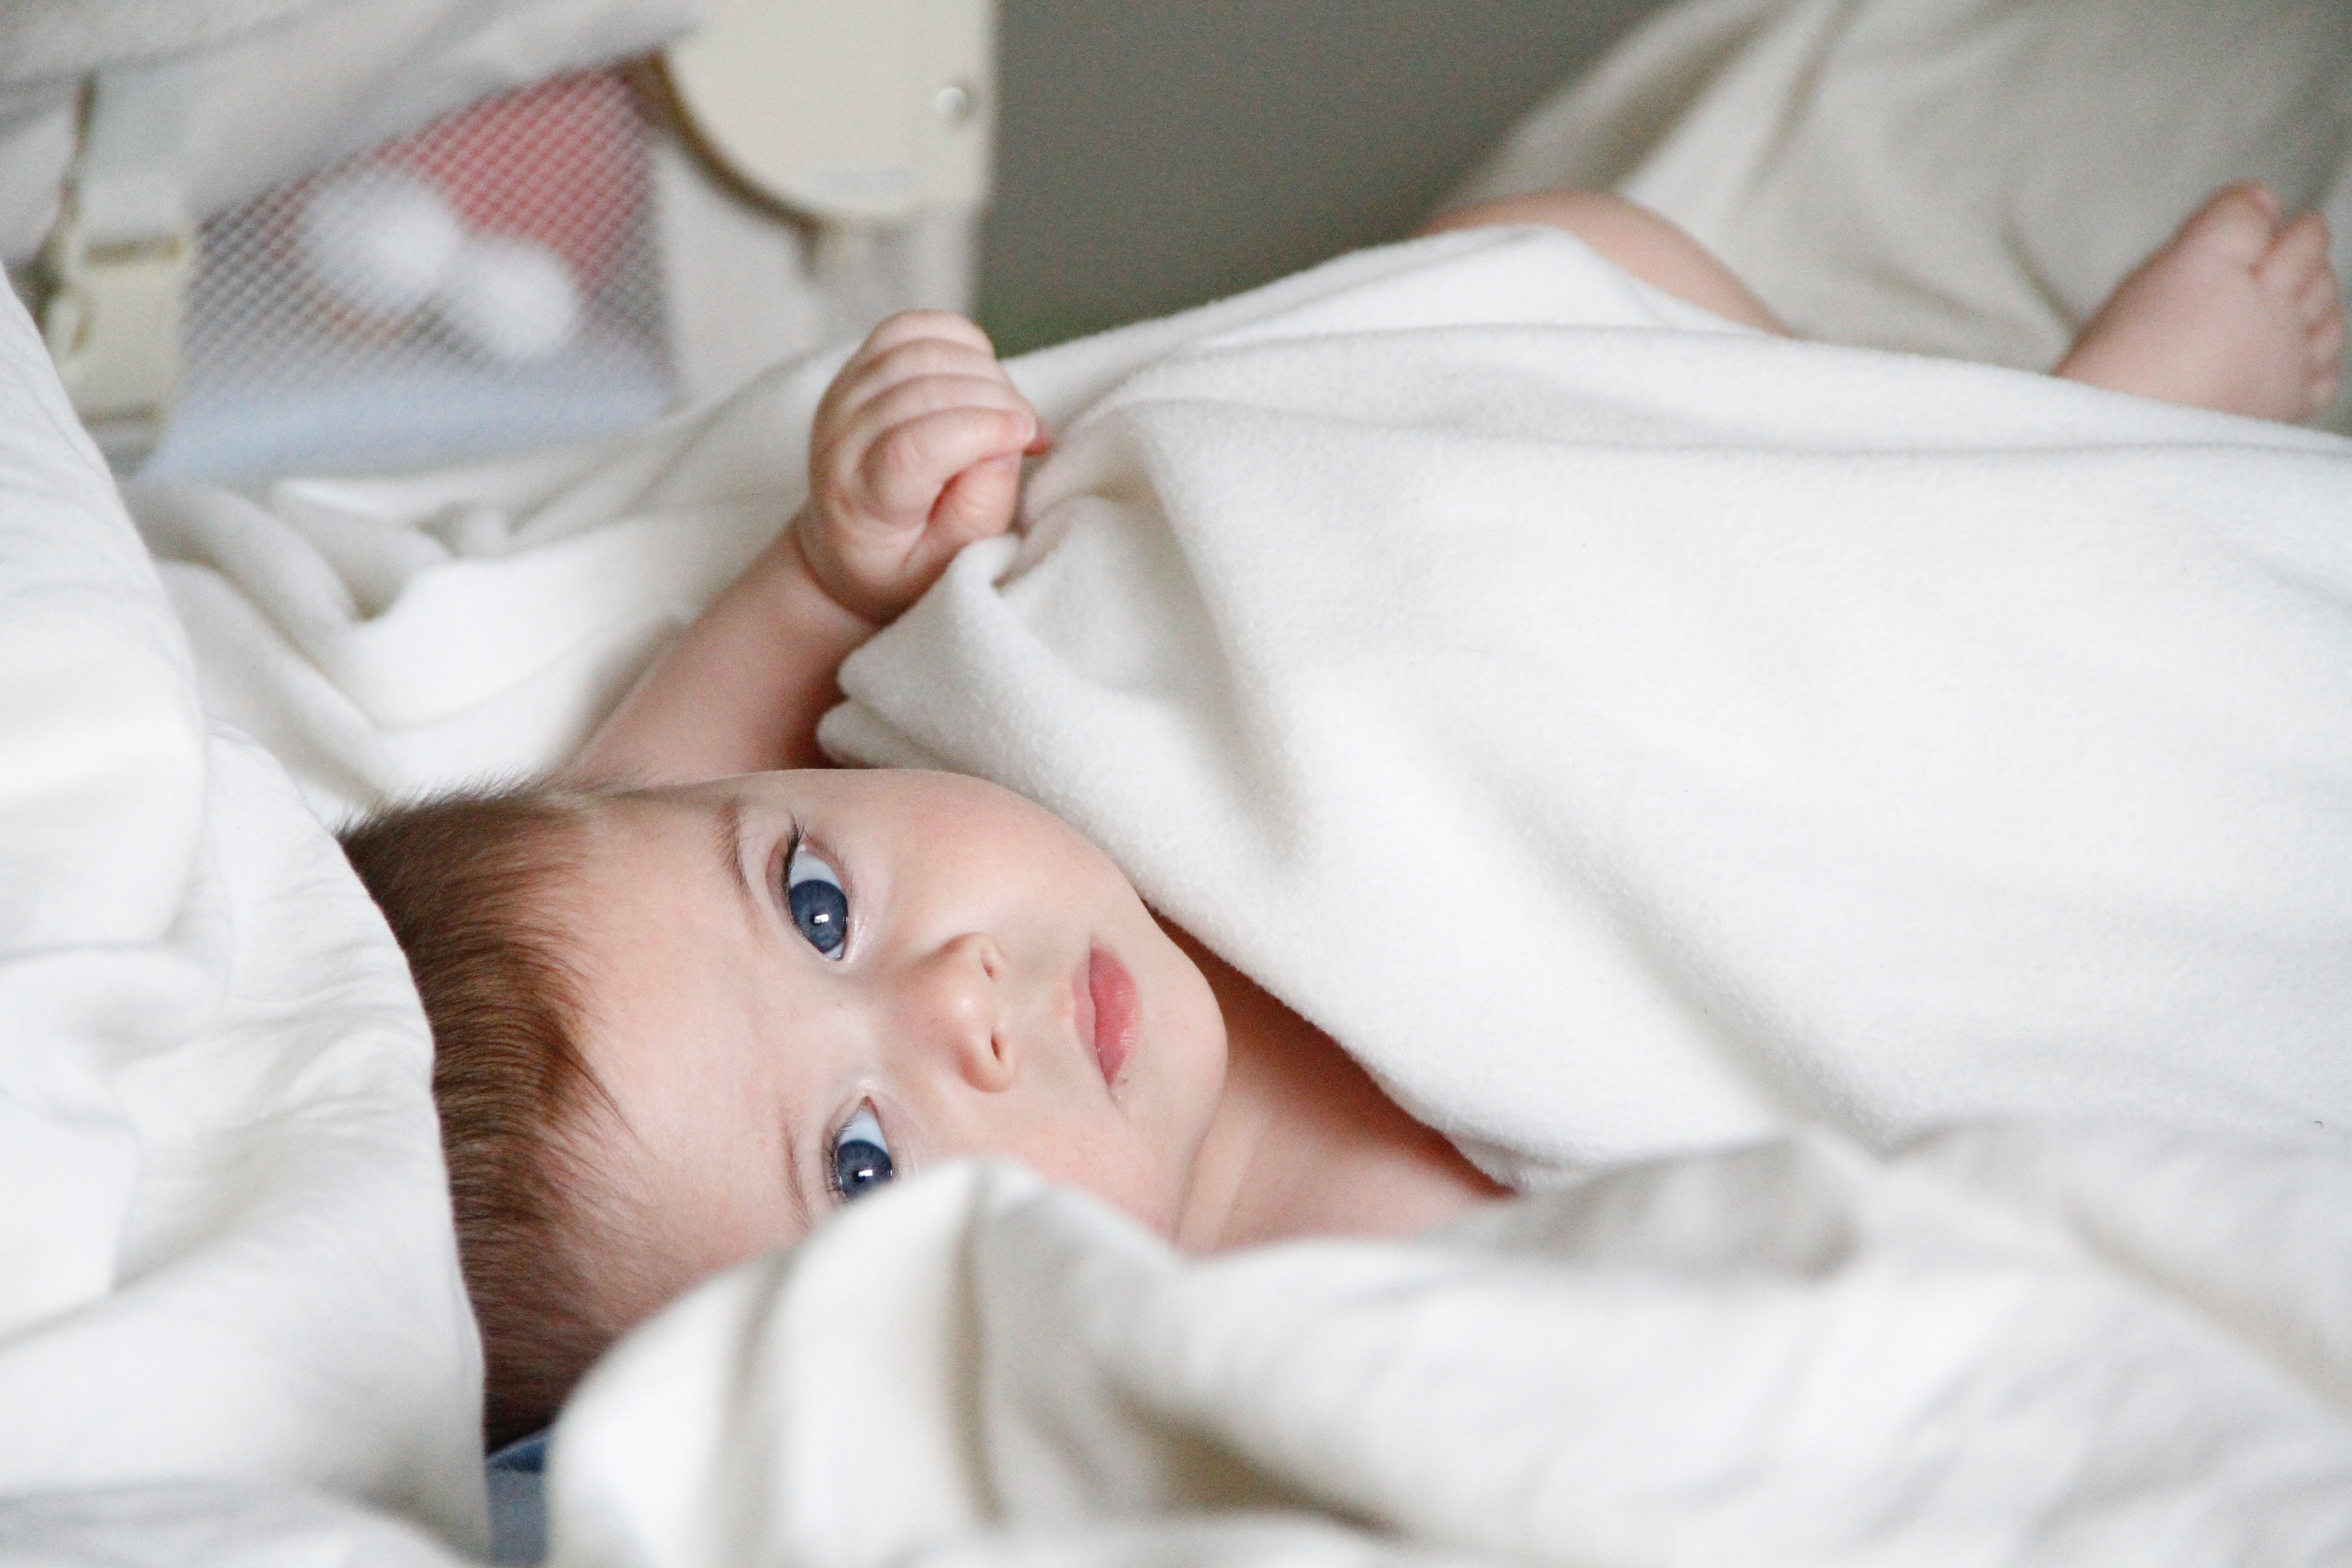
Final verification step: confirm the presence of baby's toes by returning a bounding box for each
[2311,363,2342,418]
[2294,264,2338,323]
[2311,298,2347,368]
[2307,301,2346,408]
[2184,183,2287,266]
[2257,211,2332,294]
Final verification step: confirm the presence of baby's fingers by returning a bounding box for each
[825,316,1004,419]
[851,370,1035,446]
[817,372,1035,507]
[857,404,1039,522]
[859,309,995,360]
[927,453,1025,553]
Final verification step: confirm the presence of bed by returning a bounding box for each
[5,1,2352,1565]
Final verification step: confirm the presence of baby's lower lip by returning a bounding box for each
[1087,947,1137,1088]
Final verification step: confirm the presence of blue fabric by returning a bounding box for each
[488,1430,549,1475]
[485,1430,549,1562]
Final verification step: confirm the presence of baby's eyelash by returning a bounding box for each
[774,818,805,903]
[824,1125,855,1202]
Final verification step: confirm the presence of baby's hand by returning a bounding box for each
[795,310,1046,624]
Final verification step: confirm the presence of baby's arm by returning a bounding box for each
[573,312,1042,784]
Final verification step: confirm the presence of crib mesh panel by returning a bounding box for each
[151,69,672,478]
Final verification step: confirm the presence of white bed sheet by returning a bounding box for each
[1445,0,2352,433]
[0,280,485,1557]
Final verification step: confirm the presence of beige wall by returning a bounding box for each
[979,0,1663,351]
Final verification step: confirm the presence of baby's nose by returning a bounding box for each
[904,932,1014,1091]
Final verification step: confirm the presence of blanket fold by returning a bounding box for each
[546,1139,2352,1568]
[0,265,485,1553]
[825,226,2352,1175]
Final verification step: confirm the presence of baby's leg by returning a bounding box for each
[1422,191,1787,334]
[2054,183,2345,423]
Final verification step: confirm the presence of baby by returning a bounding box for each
[341,184,2345,1447]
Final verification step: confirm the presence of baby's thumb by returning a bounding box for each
[928,453,1024,551]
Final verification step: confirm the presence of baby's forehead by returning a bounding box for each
[553,794,763,1011]
[568,787,726,872]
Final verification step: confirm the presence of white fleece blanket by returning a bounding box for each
[544,1140,2352,1568]
[0,279,485,1558]
[821,224,2352,1177]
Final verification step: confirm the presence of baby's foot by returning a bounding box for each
[2054,183,2345,422]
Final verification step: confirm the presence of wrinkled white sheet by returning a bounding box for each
[1446,0,2352,433]
[124,354,833,821]
[548,1140,2352,1568]
[0,277,485,1553]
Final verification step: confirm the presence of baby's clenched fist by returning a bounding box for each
[794,310,1046,625]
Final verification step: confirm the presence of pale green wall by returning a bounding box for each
[980,0,1663,351]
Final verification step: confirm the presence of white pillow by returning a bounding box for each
[0,282,486,1550]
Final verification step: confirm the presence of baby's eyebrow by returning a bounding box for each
[712,791,759,925]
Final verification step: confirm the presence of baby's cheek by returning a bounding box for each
[1015,1131,1184,1238]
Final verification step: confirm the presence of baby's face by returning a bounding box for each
[560,769,1227,1322]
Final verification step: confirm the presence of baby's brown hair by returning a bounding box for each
[340,784,621,1450]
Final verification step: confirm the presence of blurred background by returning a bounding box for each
[980,0,1661,351]
[9,0,1671,475]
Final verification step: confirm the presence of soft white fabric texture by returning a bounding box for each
[545,1146,2352,1568]
[124,347,838,820]
[0,1485,471,1568]
[823,224,2352,1177]
[0,279,484,1551]
[1443,0,2352,432]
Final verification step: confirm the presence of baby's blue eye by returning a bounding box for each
[785,843,848,957]
[831,1103,893,1200]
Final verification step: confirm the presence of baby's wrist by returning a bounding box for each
[784,506,890,631]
